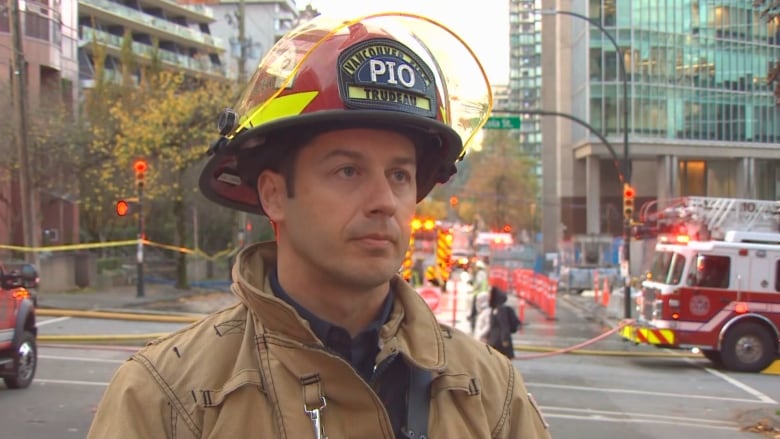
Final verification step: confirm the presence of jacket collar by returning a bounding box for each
[231,241,446,371]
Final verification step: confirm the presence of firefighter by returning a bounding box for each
[88,12,550,439]
[425,264,442,288]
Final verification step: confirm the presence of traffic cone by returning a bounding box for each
[601,278,610,307]
[517,298,526,322]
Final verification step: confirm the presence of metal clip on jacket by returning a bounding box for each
[304,396,328,439]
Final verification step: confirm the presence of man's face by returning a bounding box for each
[261,128,418,290]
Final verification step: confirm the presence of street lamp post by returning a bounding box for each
[539,9,632,318]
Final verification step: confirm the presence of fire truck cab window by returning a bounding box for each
[693,254,730,289]
[650,251,686,285]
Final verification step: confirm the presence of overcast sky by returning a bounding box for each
[305,0,510,85]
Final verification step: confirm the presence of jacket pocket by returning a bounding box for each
[194,369,274,439]
[429,372,495,438]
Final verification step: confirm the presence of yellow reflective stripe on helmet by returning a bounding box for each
[241,91,320,129]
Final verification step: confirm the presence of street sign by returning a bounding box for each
[483,116,521,130]
[417,286,441,312]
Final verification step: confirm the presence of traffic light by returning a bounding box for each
[623,183,636,220]
[449,195,459,207]
[116,200,130,216]
[134,159,148,188]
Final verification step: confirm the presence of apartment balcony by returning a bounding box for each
[139,0,215,23]
[80,27,226,78]
[80,0,225,52]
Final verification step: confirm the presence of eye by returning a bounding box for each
[390,169,413,183]
[337,165,358,178]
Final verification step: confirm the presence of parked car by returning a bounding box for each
[0,262,38,389]
[2,262,39,307]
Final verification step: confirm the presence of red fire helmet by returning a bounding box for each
[199,12,492,214]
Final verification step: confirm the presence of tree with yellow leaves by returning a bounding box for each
[80,30,236,288]
[108,71,234,288]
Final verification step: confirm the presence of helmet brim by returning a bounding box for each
[198,109,463,215]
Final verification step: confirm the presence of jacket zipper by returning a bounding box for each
[370,352,398,385]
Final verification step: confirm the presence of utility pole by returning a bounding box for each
[9,0,38,266]
[134,159,148,298]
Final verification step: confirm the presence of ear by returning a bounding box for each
[257,170,286,221]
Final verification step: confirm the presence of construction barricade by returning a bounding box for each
[488,265,510,292]
[506,267,557,320]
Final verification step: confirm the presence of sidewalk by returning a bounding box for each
[37,282,236,314]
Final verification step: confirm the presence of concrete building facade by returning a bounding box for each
[187,0,298,81]
[0,0,81,251]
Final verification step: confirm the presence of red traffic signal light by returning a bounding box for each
[623,183,636,219]
[449,195,459,207]
[134,159,147,174]
[116,200,130,216]
[623,184,635,199]
[134,159,147,188]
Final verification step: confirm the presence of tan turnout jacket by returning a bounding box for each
[87,242,551,438]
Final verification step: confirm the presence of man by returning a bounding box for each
[88,13,551,439]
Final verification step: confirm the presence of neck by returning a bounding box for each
[276,267,389,338]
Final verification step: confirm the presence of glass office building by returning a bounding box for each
[509,0,543,180]
[541,0,780,247]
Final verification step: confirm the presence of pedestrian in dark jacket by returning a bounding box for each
[487,286,522,359]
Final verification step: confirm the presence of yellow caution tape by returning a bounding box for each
[0,240,235,261]
[0,240,138,252]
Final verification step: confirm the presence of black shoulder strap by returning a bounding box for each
[403,366,432,439]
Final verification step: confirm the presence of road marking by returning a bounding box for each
[35,378,108,387]
[39,355,124,364]
[541,405,736,425]
[540,406,739,431]
[36,316,71,326]
[528,382,775,404]
[703,366,778,404]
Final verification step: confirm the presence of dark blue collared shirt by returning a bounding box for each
[269,269,394,382]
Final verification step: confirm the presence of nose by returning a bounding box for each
[364,173,397,217]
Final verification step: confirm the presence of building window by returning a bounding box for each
[25,11,50,41]
[0,8,9,32]
[706,160,735,197]
[754,159,778,200]
[678,160,706,196]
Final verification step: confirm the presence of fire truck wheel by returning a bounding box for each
[720,322,775,373]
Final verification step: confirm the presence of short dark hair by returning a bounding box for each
[236,130,313,199]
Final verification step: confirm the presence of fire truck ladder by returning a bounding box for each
[661,197,780,239]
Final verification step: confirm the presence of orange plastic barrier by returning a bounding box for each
[503,267,556,321]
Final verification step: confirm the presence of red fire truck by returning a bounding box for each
[400,217,452,288]
[621,197,780,372]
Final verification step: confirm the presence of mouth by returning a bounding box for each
[356,234,395,244]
